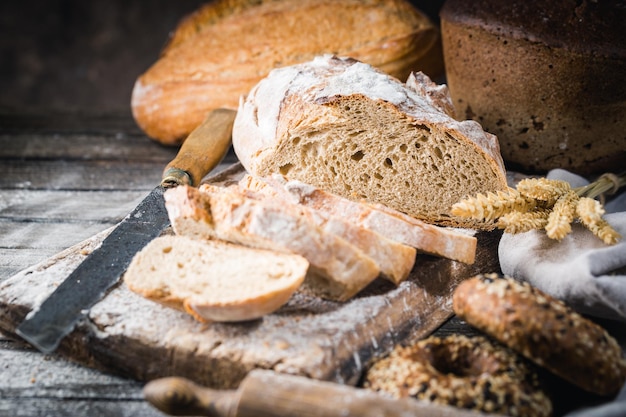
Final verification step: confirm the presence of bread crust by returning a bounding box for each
[164,184,381,301]
[131,0,442,144]
[240,173,477,264]
[453,274,626,396]
[124,235,308,322]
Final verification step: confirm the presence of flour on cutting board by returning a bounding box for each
[0,169,501,389]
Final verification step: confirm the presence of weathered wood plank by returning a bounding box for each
[0,399,163,417]
[0,159,164,191]
[0,190,146,280]
[1,349,143,396]
[0,161,238,281]
[0,347,160,416]
[0,329,163,416]
[0,132,178,161]
[0,158,238,191]
[0,249,62,281]
[0,222,114,252]
[0,190,146,221]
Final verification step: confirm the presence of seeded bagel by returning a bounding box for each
[453,274,626,396]
[364,334,551,417]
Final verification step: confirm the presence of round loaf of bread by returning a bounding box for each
[131,0,443,144]
[453,273,626,396]
[364,334,552,417]
[440,0,626,175]
[232,55,508,229]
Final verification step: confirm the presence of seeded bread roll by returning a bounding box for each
[440,0,626,174]
[131,0,443,144]
[124,235,309,322]
[453,274,626,396]
[364,335,552,417]
[233,55,508,229]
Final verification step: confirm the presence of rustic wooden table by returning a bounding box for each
[0,112,623,417]
[0,113,177,416]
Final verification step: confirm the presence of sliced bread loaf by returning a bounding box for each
[164,184,380,301]
[232,55,508,229]
[240,174,477,264]
[123,235,308,322]
[238,175,417,284]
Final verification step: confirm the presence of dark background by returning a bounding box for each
[0,0,446,118]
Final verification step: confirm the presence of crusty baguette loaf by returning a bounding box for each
[238,175,417,284]
[232,55,508,229]
[131,0,442,145]
[164,184,380,301]
[240,174,477,264]
[124,235,308,322]
[131,0,443,144]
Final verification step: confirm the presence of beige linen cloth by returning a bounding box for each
[499,170,626,416]
[499,169,626,322]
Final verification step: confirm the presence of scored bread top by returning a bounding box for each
[233,55,508,228]
[131,0,441,144]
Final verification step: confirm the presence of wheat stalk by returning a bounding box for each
[452,172,625,245]
[451,188,535,222]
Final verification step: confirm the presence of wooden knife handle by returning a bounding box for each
[161,108,236,188]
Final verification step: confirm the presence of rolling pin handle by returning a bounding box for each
[143,376,239,417]
[145,370,493,417]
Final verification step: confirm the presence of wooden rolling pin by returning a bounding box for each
[144,369,496,417]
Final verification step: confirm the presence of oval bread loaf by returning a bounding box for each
[131,0,443,144]
[232,55,508,229]
[124,235,309,322]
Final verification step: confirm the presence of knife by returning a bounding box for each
[16,108,237,354]
[143,369,496,417]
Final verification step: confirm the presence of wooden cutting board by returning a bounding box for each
[0,167,502,389]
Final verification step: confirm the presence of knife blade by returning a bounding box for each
[16,108,236,354]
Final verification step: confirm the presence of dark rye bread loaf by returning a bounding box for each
[440,0,626,175]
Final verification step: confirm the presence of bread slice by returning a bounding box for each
[238,175,417,284]
[131,0,442,144]
[232,55,508,229]
[164,184,381,301]
[240,174,477,264]
[123,235,308,322]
